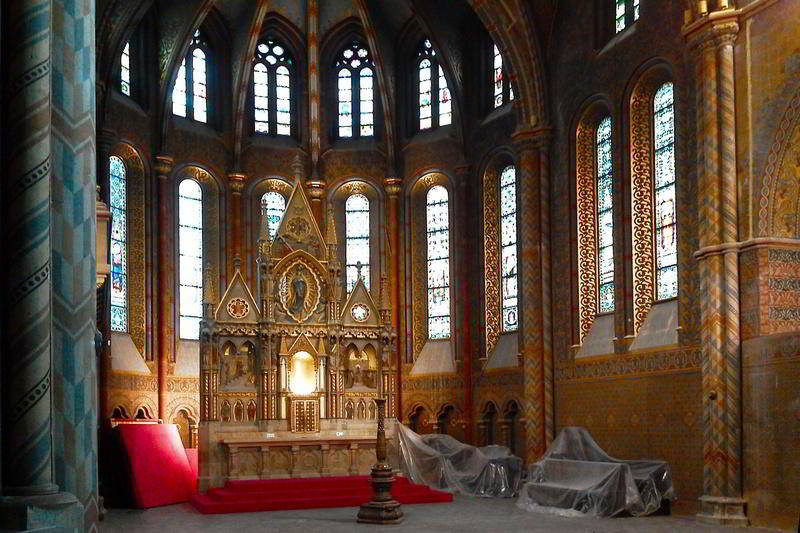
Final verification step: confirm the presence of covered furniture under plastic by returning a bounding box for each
[518,427,675,517]
[397,423,522,497]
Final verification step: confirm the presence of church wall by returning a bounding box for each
[546,0,704,509]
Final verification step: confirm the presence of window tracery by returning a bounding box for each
[179,179,203,340]
[253,37,293,136]
[335,41,375,138]
[120,42,131,96]
[110,155,127,332]
[426,185,450,339]
[172,30,209,123]
[345,193,370,292]
[417,39,451,130]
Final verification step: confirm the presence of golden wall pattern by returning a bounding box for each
[575,117,599,342]
[482,166,500,356]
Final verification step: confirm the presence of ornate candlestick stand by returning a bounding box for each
[357,398,404,524]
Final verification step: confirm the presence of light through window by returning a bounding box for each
[345,193,370,292]
[335,41,375,139]
[253,38,293,136]
[179,179,203,339]
[417,39,452,130]
[172,30,209,123]
[426,185,450,339]
[596,116,614,313]
[654,82,677,300]
[110,156,127,332]
[121,42,131,96]
[500,166,518,331]
[261,191,285,242]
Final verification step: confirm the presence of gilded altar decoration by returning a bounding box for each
[351,303,370,322]
[278,260,321,323]
[226,297,250,319]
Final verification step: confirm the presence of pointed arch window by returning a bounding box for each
[253,37,294,135]
[178,179,203,340]
[427,185,451,339]
[172,30,209,123]
[417,39,452,130]
[110,155,128,332]
[336,41,375,138]
[492,43,514,108]
[653,82,677,300]
[500,166,518,331]
[261,191,286,242]
[345,194,370,292]
[120,42,131,96]
[596,116,614,313]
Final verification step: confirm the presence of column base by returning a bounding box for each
[0,492,83,532]
[696,495,748,527]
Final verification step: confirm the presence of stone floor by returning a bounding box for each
[103,496,780,533]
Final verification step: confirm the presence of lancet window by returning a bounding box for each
[500,166,518,332]
[172,30,209,123]
[261,191,286,242]
[110,155,128,332]
[345,194,370,292]
[336,41,375,138]
[596,116,614,314]
[492,43,514,108]
[653,82,677,300]
[253,37,293,135]
[426,185,451,339]
[178,179,203,340]
[120,42,131,96]
[417,39,452,130]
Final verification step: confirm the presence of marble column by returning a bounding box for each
[0,0,82,529]
[155,156,175,420]
[512,126,553,463]
[454,164,474,443]
[384,178,403,417]
[684,8,747,526]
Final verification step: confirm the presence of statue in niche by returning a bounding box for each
[289,277,307,315]
[247,400,257,421]
[221,401,231,422]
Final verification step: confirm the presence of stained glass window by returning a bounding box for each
[121,42,131,96]
[345,194,370,292]
[654,82,677,300]
[179,179,203,340]
[616,0,640,33]
[261,191,285,242]
[253,38,294,136]
[335,41,375,139]
[615,0,626,32]
[634,0,641,20]
[426,185,450,339]
[110,156,127,332]
[172,30,209,123]
[500,166,518,332]
[417,39,452,131]
[596,116,614,313]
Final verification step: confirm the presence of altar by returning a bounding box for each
[197,182,398,491]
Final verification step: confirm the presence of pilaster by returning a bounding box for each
[384,177,403,418]
[155,155,175,420]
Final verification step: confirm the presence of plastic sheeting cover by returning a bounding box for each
[518,427,675,517]
[397,423,522,497]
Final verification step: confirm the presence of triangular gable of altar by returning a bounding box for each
[340,276,380,328]
[286,333,320,357]
[271,181,327,260]
[214,269,261,322]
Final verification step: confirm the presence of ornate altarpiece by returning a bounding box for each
[198,182,398,490]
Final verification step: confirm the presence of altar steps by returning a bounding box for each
[192,475,452,514]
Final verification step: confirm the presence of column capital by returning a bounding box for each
[683,10,739,51]
[154,155,174,178]
[228,172,247,194]
[306,179,326,199]
[383,178,403,198]
[511,125,553,151]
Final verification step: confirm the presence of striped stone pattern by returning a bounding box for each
[515,135,545,463]
[2,0,55,494]
[307,0,320,172]
[483,167,501,356]
[50,0,99,529]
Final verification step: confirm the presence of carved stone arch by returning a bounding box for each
[573,97,614,343]
[108,396,134,419]
[368,400,377,420]
[406,402,431,432]
[761,81,800,237]
[627,61,677,335]
[356,399,367,420]
[166,398,199,424]
[111,405,131,419]
[345,399,355,419]
[131,395,158,420]
[479,147,517,356]
[407,171,457,359]
[134,404,155,420]
[172,164,223,306]
[110,142,149,358]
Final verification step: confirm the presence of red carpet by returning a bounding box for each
[192,475,453,514]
